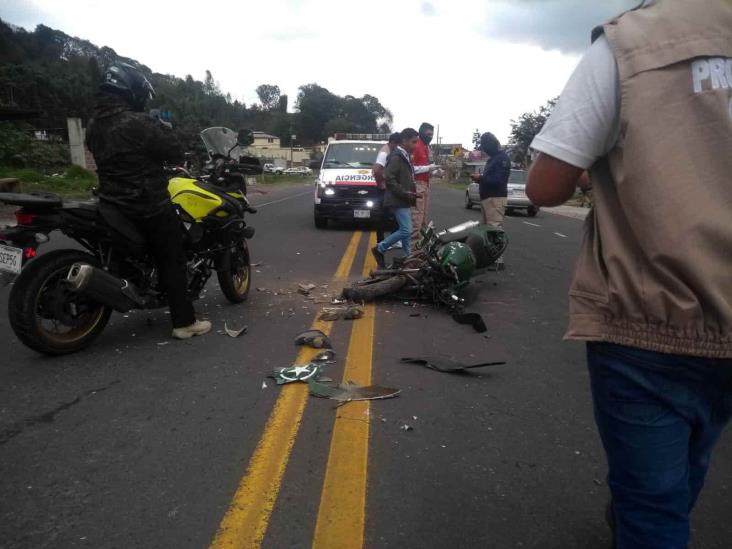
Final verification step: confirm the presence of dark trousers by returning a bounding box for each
[135,206,195,329]
[587,342,732,549]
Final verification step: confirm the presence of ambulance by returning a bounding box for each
[313,133,389,229]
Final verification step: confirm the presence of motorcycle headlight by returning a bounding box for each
[366,200,374,208]
[324,188,335,196]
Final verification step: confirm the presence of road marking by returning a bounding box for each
[209,231,363,549]
[312,232,377,549]
[523,221,542,227]
[554,232,568,238]
[253,190,312,208]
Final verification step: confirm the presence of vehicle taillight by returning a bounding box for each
[15,212,36,226]
[23,247,37,259]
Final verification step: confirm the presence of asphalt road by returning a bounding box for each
[1,184,730,549]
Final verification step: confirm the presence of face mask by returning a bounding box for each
[419,129,433,145]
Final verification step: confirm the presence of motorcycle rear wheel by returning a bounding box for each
[217,240,251,304]
[343,275,407,302]
[8,250,112,356]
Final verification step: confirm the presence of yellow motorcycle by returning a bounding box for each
[0,127,261,355]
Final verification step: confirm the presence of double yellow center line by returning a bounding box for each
[209,231,376,549]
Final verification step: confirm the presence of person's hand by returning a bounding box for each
[428,164,440,172]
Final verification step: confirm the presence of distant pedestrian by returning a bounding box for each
[372,132,402,243]
[526,1,732,547]
[410,122,440,244]
[372,128,420,269]
[470,132,510,269]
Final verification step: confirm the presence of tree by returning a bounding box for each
[508,98,557,166]
[277,94,288,113]
[255,84,281,111]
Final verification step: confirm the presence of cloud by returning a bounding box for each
[421,1,436,16]
[484,0,640,53]
[1,0,595,145]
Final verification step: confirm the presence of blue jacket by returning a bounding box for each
[479,150,511,199]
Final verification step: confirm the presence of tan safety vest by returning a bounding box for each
[566,0,732,358]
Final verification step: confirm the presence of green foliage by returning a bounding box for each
[0,19,392,149]
[0,166,97,197]
[508,98,558,165]
[0,123,31,165]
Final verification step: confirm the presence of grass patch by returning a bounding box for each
[0,166,97,198]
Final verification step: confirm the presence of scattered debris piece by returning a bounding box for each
[311,349,336,364]
[308,381,400,404]
[256,287,268,292]
[156,342,169,346]
[409,313,421,318]
[318,308,343,321]
[224,322,248,338]
[294,329,332,349]
[452,312,487,333]
[401,424,413,431]
[271,363,322,385]
[261,381,268,389]
[400,356,506,373]
[343,305,364,320]
[251,262,264,267]
[298,283,317,295]
[412,416,418,421]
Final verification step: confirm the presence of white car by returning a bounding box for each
[263,163,284,175]
[284,166,313,176]
[466,169,539,217]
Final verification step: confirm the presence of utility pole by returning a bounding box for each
[435,124,440,161]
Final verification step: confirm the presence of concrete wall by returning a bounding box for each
[67,118,87,169]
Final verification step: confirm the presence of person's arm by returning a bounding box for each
[413,164,439,175]
[143,117,184,163]
[373,163,385,185]
[526,154,587,207]
[527,34,619,207]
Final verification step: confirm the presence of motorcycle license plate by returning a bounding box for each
[0,244,22,275]
[353,210,371,219]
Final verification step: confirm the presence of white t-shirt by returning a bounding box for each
[530,34,621,170]
[374,145,390,167]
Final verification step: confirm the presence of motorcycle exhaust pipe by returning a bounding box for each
[66,263,145,313]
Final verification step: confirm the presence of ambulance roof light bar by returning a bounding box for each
[332,132,391,141]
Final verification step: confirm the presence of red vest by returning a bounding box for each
[412,139,431,183]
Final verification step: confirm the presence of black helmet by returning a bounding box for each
[99,62,155,111]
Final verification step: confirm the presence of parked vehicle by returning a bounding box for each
[465,169,539,217]
[313,133,389,229]
[284,166,313,176]
[263,163,284,175]
[0,127,261,355]
[343,221,507,307]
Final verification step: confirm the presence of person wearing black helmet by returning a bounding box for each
[86,62,211,340]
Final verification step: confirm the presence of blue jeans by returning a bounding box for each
[377,207,411,256]
[587,342,732,549]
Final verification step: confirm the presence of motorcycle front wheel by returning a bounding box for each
[217,240,251,304]
[8,250,112,355]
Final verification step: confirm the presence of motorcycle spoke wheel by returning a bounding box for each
[34,267,107,344]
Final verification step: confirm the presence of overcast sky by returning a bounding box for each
[2,0,638,145]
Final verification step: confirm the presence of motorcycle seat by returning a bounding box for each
[62,200,99,221]
[98,202,147,255]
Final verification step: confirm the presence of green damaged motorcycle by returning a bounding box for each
[342,221,507,307]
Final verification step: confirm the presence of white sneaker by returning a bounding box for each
[172,320,212,340]
[387,241,403,250]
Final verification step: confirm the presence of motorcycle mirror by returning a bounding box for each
[237,129,254,147]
